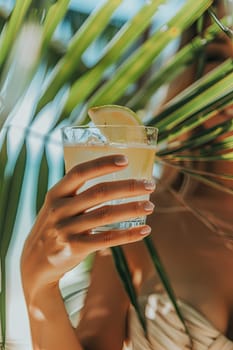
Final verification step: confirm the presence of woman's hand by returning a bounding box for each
[21,154,155,300]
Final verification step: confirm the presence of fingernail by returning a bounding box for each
[143,179,156,190]
[140,226,151,235]
[114,155,128,166]
[143,201,155,211]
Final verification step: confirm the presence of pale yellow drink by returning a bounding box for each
[62,126,157,232]
[64,143,155,179]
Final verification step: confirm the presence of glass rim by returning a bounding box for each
[62,124,158,132]
[62,124,158,147]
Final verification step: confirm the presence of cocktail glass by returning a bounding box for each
[62,125,158,233]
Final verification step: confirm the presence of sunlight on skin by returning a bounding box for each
[145,294,173,320]
[98,248,112,257]
[225,106,233,118]
[35,346,46,350]
[47,244,72,266]
[161,301,173,316]
[133,269,142,287]
[28,305,46,322]
[145,295,158,320]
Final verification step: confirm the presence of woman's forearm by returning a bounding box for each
[25,284,83,350]
[21,155,154,350]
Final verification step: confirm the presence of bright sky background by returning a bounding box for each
[0,0,184,21]
[70,0,184,20]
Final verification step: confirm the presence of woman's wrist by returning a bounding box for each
[23,281,60,309]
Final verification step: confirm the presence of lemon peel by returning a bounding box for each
[88,104,142,126]
[87,104,147,143]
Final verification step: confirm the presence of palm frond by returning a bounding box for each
[0,142,27,345]
[35,0,123,114]
[53,0,167,125]
[42,0,70,51]
[3,0,233,348]
[0,0,32,68]
[158,119,233,155]
[153,70,233,132]
[127,20,224,110]
[150,58,233,126]
[83,0,213,113]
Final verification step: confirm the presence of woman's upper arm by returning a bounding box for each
[76,250,129,350]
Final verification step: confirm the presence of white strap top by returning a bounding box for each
[129,293,233,350]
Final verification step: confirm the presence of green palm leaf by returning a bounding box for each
[0,0,32,68]
[144,236,193,343]
[35,0,123,114]
[36,148,49,213]
[52,0,165,124]
[150,58,233,127]
[127,20,223,110]
[154,71,233,132]
[83,0,213,111]
[158,119,233,155]
[111,247,147,334]
[0,142,27,346]
[41,0,70,51]
[2,0,233,348]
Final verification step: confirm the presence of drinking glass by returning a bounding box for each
[62,125,158,233]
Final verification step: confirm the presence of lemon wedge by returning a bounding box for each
[88,104,147,143]
[88,104,142,126]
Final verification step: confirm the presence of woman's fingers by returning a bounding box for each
[69,225,152,254]
[58,200,155,235]
[50,179,155,219]
[49,155,128,199]
[37,200,154,267]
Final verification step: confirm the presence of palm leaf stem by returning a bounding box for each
[143,236,193,346]
[127,21,222,110]
[195,14,206,81]
[35,148,49,213]
[111,247,147,334]
[208,7,233,39]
